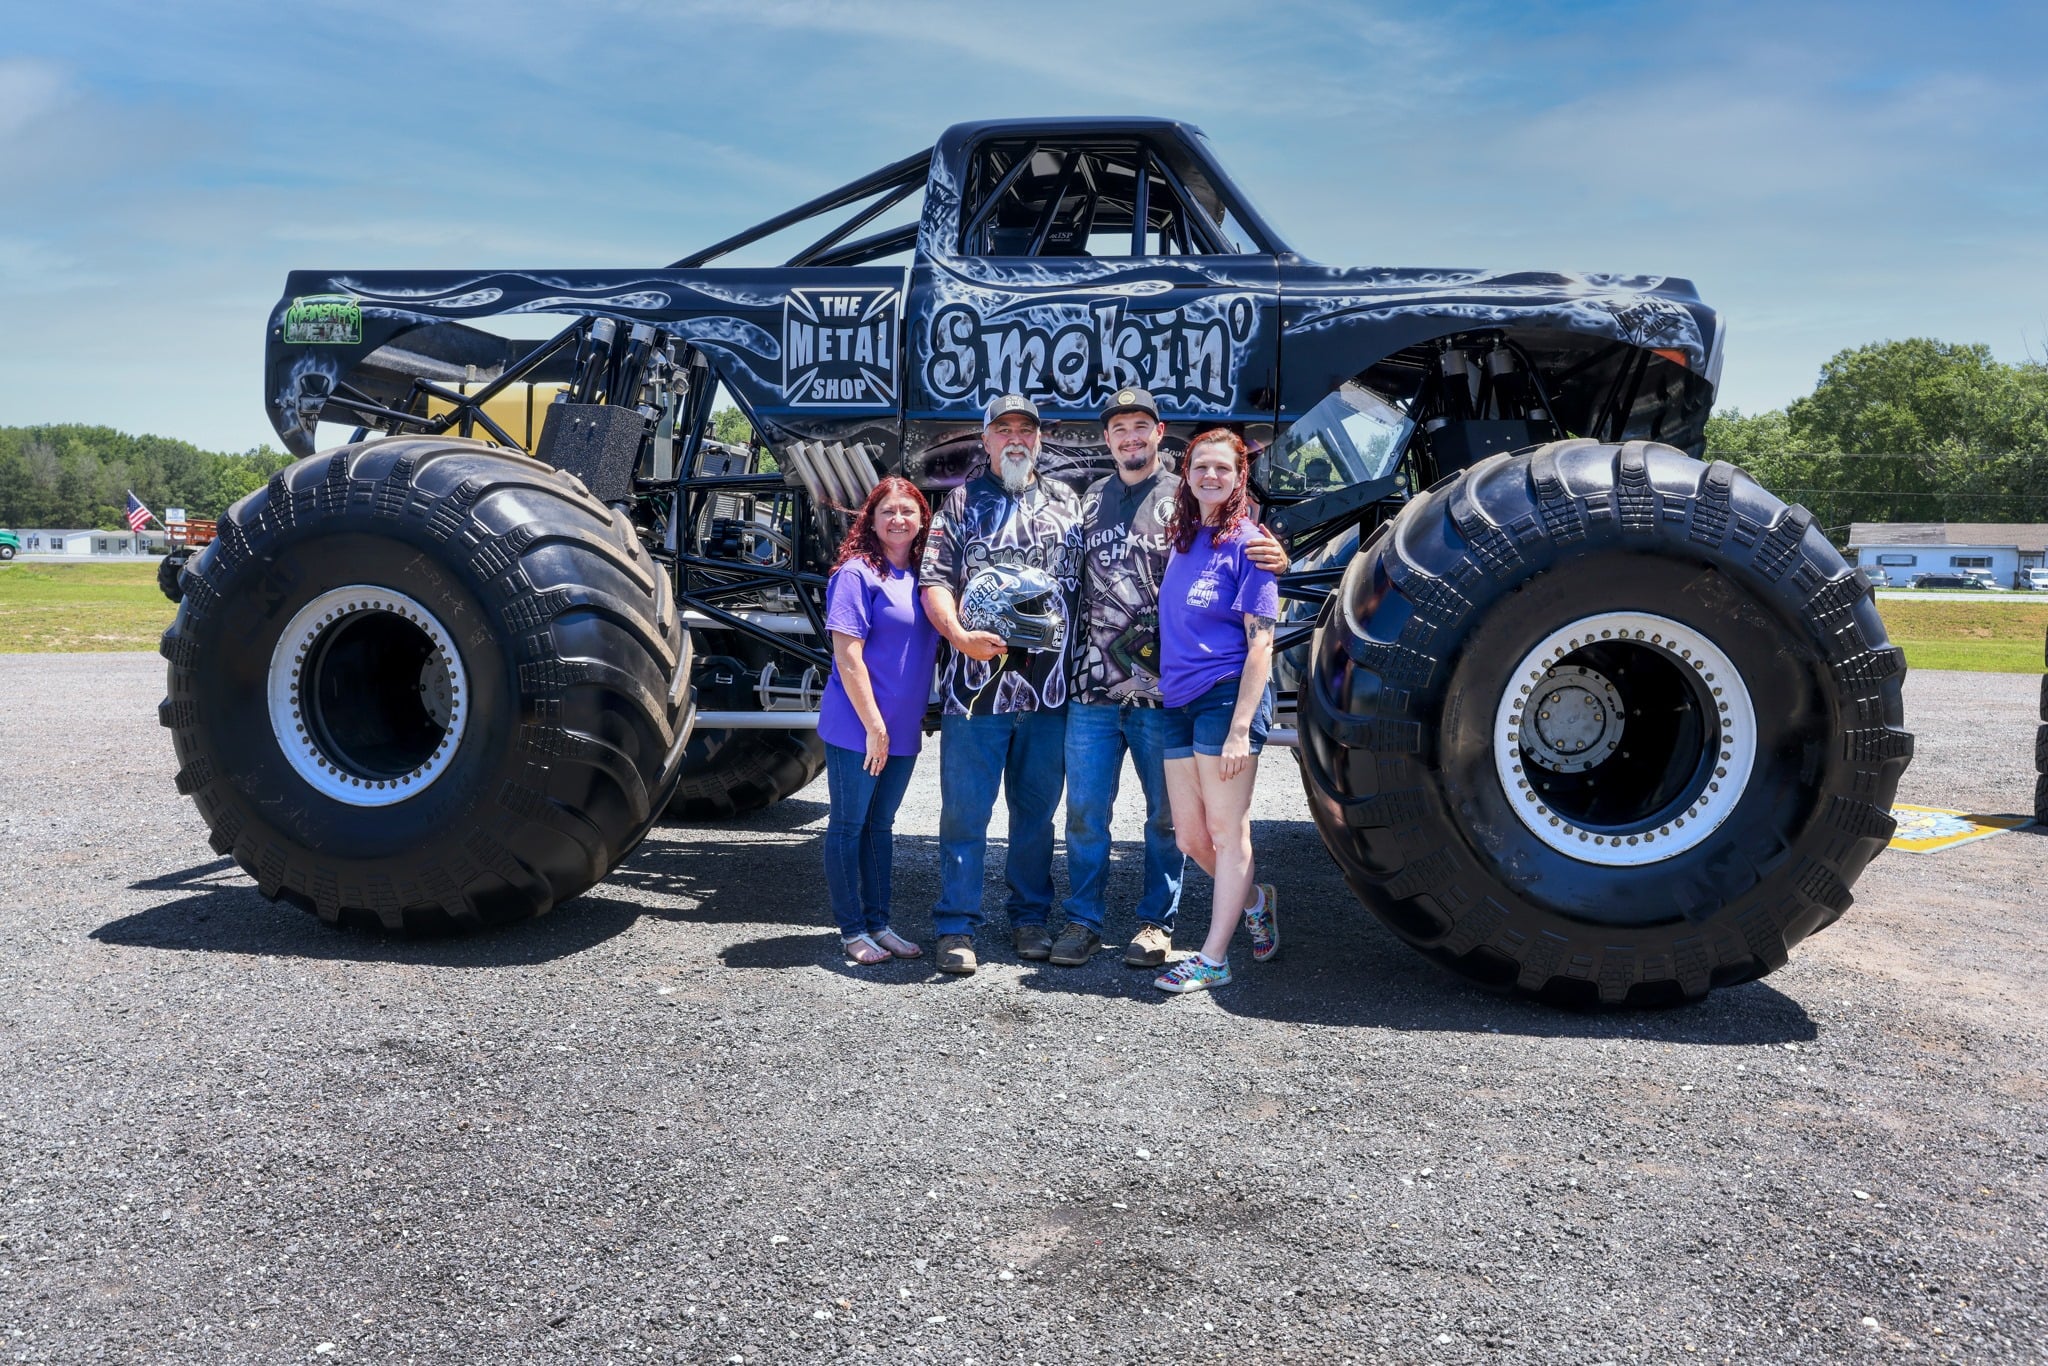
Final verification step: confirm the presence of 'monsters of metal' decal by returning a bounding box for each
[282,295,362,345]
[783,287,898,408]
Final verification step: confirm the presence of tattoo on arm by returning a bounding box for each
[1246,614,1277,645]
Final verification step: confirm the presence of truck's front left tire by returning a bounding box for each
[159,437,690,931]
[1299,439,1913,1005]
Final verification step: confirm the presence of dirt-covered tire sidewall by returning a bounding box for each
[161,438,686,930]
[1437,551,1823,927]
[1300,439,1912,1005]
[188,530,520,868]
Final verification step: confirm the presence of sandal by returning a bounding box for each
[873,927,923,959]
[841,933,890,965]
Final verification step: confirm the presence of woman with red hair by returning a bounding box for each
[818,476,941,964]
[1152,430,1281,993]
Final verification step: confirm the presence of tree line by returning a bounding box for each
[1705,338,2048,532]
[0,425,293,530]
[6,340,2045,534]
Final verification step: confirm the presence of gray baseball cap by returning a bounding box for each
[982,393,1041,427]
[1100,386,1159,423]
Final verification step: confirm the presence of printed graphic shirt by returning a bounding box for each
[818,558,941,757]
[1071,469,1180,706]
[1158,523,1281,709]
[919,474,1083,716]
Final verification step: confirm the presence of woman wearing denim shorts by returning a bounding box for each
[1153,429,1282,993]
[817,476,941,965]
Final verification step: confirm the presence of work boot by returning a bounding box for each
[936,934,978,975]
[1048,923,1101,967]
[1124,923,1172,968]
[1013,923,1053,961]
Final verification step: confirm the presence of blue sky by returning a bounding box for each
[3,0,2043,452]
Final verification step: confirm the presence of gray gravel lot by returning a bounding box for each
[2,655,2044,1364]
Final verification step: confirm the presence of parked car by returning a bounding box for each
[1864,566,1894,588]
[1963,569,2003,590]
[1911,572,1986,589]
[2022,568,2048,591]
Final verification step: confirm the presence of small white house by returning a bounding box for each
[14,528,169,557]
[1847,523,2048,588]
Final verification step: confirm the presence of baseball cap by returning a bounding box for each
[983,393,1041,427]
[1100,386,1159,423]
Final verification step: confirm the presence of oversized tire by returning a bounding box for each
[664,726,827,820]
[661,628,828,820]
[156,552,185,603]
[159,436,691,931]
[0,543,15,560]
[1299,439,1913,1005]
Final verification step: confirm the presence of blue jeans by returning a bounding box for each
[822,742,918,939]
[1060,702,1182,934]
[934,709,1068,937]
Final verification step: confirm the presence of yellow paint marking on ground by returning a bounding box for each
[1887,803,2035,854]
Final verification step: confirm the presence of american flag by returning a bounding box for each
[125,491,154,534]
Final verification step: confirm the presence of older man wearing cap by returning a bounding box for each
[919,394,1084,975]
[1048,387,1289,969]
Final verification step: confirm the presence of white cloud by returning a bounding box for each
[0,57,66,141]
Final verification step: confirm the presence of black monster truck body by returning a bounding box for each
[162,117,1910,1003]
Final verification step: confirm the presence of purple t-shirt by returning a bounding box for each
[819,558,940,756]
[1158,525,1280,709]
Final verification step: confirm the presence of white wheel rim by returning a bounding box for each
[1491,611,1756,867]
[267,586,469,807]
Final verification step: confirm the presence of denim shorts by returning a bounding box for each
[1163,677,1272,761]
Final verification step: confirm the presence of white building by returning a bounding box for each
[12,528,170,557]
[1847,523,2048,588]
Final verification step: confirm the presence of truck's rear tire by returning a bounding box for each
[1299,439,1912,1005]
[665,727,827,820]
[159,437,690,931]
[157,552,185,603]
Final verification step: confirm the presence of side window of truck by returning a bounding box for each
[959,141,1255,259]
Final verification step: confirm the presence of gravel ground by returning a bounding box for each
[2,655,2043,1364]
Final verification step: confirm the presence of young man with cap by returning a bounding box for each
[1049,388,1289,969]
[920,394,1084,975]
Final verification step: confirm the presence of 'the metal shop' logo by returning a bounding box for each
[784,287,899,408]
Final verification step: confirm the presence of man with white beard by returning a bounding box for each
[920,395,1083,975]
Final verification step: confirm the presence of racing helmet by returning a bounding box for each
[958,564,1066,654]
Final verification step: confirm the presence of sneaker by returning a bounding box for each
[1244,884,1280,963]
[1048,923,1101,967]
[1013,923,1053,961]
[1153,954,1231,994]
[1124,923,1172,968]
[936,934,978,975]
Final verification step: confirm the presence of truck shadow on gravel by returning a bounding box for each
[93,799,843,967]
[96,811,1821,1043]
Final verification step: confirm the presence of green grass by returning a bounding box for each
[0,561,175,653]
[1877,598,2048,675]
[2,561,2043,673]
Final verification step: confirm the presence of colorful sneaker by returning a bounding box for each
[1244,884,1280,963]
[1153,955,1231,994]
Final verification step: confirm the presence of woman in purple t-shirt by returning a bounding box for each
[1153,430,1282,994]
[819,476,942,964]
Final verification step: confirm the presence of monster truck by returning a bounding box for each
[160,116,1911,1002]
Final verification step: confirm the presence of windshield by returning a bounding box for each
[1261,384,1415,497]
